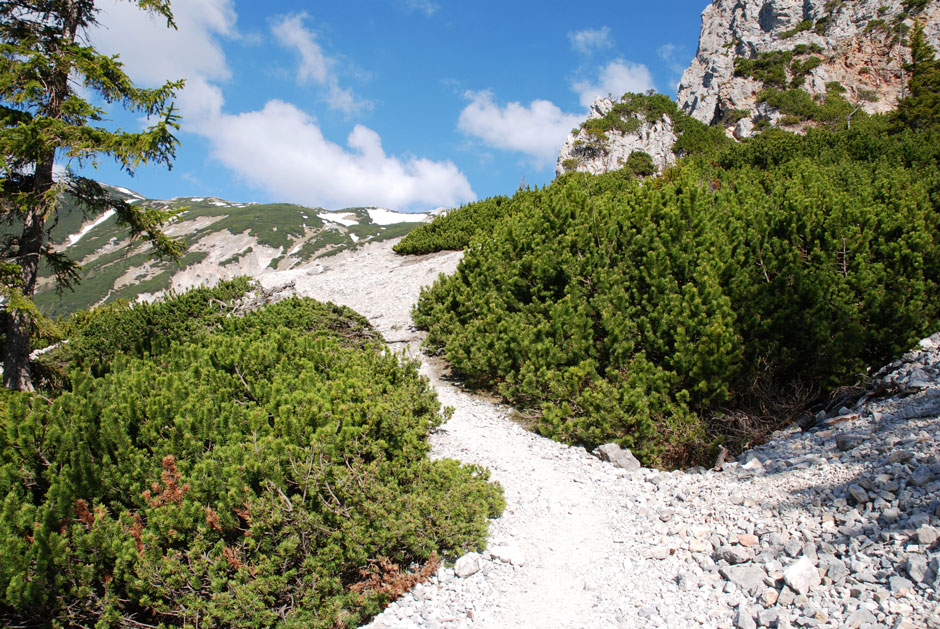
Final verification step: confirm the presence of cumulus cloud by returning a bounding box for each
[204,101,473,209]
[90,0,474,210]
[457,55,656,166]
[567,27,613,55]
[270,12,370,114]
[89,0,236,122]
[572,59,654,107]
[458,91,583,167]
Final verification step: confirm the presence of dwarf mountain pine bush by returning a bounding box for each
[392,194,521,255]
[1,287,504,627]
[410,126,940,468]
[394,94,727,256]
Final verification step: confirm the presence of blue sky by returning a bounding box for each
[80,0,709,211]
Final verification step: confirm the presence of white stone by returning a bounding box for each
[454,552,481,578]
[783,555,820,596]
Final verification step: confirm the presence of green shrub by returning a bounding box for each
[779,19,813,38]
[724,109,751,124]
[734,46,825,89]
[412,127,940,469]
[55,277,255,366]
[1,295,504,627]
[392,194,521,255]
[735,50,795,87]
[626,151,657,177]
[758,87,820,119]
[903,0,930,12]
[757,82,858,127]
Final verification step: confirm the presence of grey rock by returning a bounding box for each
[906,555,928,583]
[721,564,768,596]
[675,0,937,137]
[719,545,756,565]
[453,552,481,578]
[742,457,766,474]
[889,450,914,464]
[882,507,901,524]
[757,607,782,627]
[908,512,932,529]
[734,608,757,629]
[910,465,935,487]
[592,443,641,472]
[848,484,869,504]
[818,555,849,583]
[759,587,780,607]
[845,608,878,627]
[555,100,678,177]
[889,575,914,593]
[783,556,820,596]
[836,434,864,452]
[783,537,803,558]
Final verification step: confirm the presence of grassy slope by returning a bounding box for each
[32,192,427,318]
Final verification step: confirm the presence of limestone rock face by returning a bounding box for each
[677,0,940,137]
[555,97,678,177]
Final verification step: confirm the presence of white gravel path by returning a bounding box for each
[256,239,940,629]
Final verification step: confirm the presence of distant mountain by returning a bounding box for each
[34,184,442,318]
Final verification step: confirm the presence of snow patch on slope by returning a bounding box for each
[368,208,428,226]
[318,212,359,227]
[66,209,116,246]
[108,186,144,200]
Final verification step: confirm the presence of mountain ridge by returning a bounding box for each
[34,183,439,317]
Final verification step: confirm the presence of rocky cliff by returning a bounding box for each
[555,96,679,177]
[557,0,939,174]
[677,0,940,138]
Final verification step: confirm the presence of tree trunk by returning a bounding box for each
[3,166,51,391]
[2,1,80,391]
[3,310,35,391]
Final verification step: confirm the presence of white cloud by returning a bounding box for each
[572,59,654,107]
[404,0,440,16]
[457,91,583,168]
[203,100,474,210]
[89,0,474,211]
[568,27,613,55]
[271,13,329,84]
[270,12,370,115]
[88,0,236,122]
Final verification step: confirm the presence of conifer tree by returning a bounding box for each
[0,0,184,390]
[893,21,940,132]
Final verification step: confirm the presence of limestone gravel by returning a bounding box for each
[256,239,940,628]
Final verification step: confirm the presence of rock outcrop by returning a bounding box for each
[677,0,940,138]
[555,96,679,177]
[557,0,940,175]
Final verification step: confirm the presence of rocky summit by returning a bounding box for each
[678,0,940,138]
[557,0,940,176]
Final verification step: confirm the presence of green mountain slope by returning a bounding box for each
[33,185,435,318]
